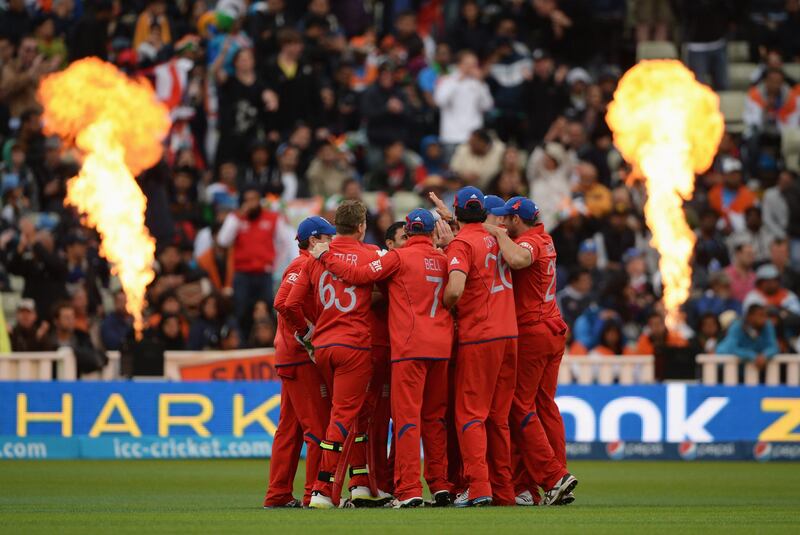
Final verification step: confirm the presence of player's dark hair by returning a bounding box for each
[335,200,367,235]
[385,221,405,245]
[455,206,487,224]
[520,216,538,227]
[298,239,310,251]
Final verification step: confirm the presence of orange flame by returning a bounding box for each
[38,58,171,333]
[606,60,724,327]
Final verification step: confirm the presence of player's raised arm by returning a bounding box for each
[483,222,533,270]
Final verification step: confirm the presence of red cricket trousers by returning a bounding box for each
[264,362,331,506]
[455,337,517,505]
[348,345,392,491]
[510,324,568,493]
[312,345,373,497]
[391,358,450,501]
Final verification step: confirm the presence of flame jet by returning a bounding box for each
[38,58,171,333]
[606,60,724,327]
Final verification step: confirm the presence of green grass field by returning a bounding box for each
[1,460,799,534]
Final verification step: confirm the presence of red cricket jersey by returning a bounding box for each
[364,244,390,348]
[273,250,316,367]
[284,236,379,350]
[320,235,454,361]
[513,225,568,335]
[446,223,518,344]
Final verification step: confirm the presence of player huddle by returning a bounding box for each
[263,186,578,509]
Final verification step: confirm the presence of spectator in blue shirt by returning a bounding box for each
[100,290,132,351]
[717,303,779,371]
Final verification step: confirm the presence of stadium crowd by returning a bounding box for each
[1,0,800,377]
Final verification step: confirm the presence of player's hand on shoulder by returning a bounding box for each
[310,241,330,259]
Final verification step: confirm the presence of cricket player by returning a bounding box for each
[283,200,386,509]
[440,186,518,507]
[483,195,505,225]
[487,196,578,506]
[310,209,453,508]
[265,216,335,508]
[346,222,408,502]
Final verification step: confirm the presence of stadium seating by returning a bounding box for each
[727,62,757,90]
[726,41,750,63]
[717,90,748,134]
[636,40,679,61]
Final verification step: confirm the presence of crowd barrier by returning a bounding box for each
[1,382,798,460]
[697,354,800,386]
[2,351,800,386]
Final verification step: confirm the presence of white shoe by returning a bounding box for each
[515,490,536,506]
[349,486,394,507]
[454,489,492,508]
[391,497,424,508]
[308,492,334,509]
[542,474,578,506]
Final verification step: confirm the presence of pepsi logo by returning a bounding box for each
[678,441,697,461]
[606,441,626,460]
[753,442,772,462]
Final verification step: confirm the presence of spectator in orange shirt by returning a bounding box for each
[590,321,633,356]
[708,157,756,233]
[635,312,688,355]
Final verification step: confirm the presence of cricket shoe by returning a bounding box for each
[515,490,538,506]
[308,491,334,509]
[453,489,492,508]
[431,490,453,507]
[263,498,303,509]
[391,497,424,509]
[349,486,394,508]
[555,491,575,506]
[542,474,578,506]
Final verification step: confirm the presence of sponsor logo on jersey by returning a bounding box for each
[287,273,299,283]
[369,260,383,272]
[450,257,460,266]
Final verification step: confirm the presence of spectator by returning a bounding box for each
[770,238,800,295]
[527,142,571,230]
[762,169,793,240]
[571,303,619,353]
[448,0,490,56]
[238,141,273,196]
[524,49,569,145]
[557,269,593,329]
[689,312,722,356]
[158,313,186,351]
[717,303,780,371]
[485,25,531,144]
[100,290,132,352]
[675,0,731,90]
[743,264,800,335]
[728,206,773,263]
[694,209,730,285]
[743,68,797,139]
[418,42,452,107]
[307,142,352,198]
[212,45,272,165]
[262,28,322,136]
[48,301,107,376]
[634,313,689,379]
[9,298,52,352]
[590,320,629,356]
[708,157,756,233]
[433,50,493,153]
[366,140,416,193]
[196,226,234,297]
[7,218,68,318]
[635,0,673,42]
[188,294,238,350]
[724,242,757,303]
[597,209,637,268]
[361,62,409,152]
[269,143,301,201]
[417,135,448,181]
[0,0,32,45]
[573,161,612,219]
[132,1,171,51]
[217,187,286,334]
[0,36,58,119]
[249,318,276,348]
[449,129,505,188]
[486,147,526,200]
[688,271,742,327]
